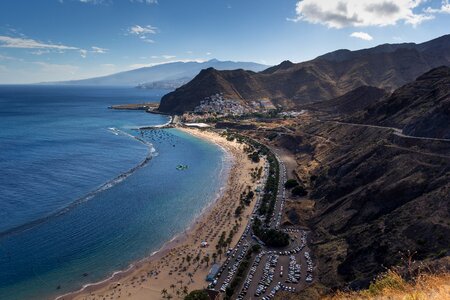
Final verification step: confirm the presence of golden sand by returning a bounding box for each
[59,128,265,300]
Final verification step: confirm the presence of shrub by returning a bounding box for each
[292,185,308,197]
[252,218,289,247]
[284,179,299,189]
[185,290,209,300]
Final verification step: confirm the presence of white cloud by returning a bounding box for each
[0,54,16,60]
[129,63,154,69]
[78,0,108,4]
[129,59,206,69]
[129,25,157,35]
[140,37,155,43]
[31,49,51,56]
[61,0,157,4]
[206,52,212,56]
[148,55,176,60]
[291,0,434,28]
[129,0,158,4]
[34,61,79,74]
[128,25,158,43]
[79,49,88,58]
[0,34,107,58]
[350,31,373,41]
[424,0,450,14]
[91,46,108,54]
[0,36,78,50]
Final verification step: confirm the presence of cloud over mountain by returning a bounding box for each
[292,0,433,28]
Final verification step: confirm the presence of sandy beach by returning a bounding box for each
[58,127,265,300]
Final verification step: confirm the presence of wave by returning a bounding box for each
[54,229,183,300]
[0,128,156,239]
[53,140,233,300]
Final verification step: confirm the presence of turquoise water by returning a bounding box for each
[0,86,228,299]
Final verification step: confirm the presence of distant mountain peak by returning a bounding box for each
[261,60,295,74]
[50,59,269,87]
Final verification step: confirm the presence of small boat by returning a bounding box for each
[176,164,188,171]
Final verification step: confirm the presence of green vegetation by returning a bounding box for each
[223,131,279,224]
[284,179,299,189]
[184,289,209,300]
[235,189,255,217]
[224,246,261,300]
[248,151,260,163]
[252,218,289,247]
[292,185,308,197]
[259,149,279,224]
[267,132,278,141]
[215,223,240,258]
[250,166,263,181]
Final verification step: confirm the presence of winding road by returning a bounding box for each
[330,121,450,143]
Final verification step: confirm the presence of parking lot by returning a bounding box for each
[209,144,315,299]
[236,230,312,299]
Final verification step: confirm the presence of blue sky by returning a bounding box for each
[0,0,449,83]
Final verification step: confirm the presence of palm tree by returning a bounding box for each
[204,255,210,267]
[182,286,189,297]
[166,294,173,300]
[212,253,217,263]
[161,288,168,299]
[170,283,176,293]
[176,289,181,299]
[177,279,183,289]
[188,272,193,283]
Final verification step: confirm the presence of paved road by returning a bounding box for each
[331,121,450,143]
[211,143,315,299]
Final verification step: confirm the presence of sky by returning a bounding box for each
[0,0,449,84]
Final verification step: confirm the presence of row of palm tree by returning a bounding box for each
[161,284,189,299]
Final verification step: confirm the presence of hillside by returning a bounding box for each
[353,66,450,139]
[50,59,268,87]
[303,86,388,115]
[158,34,450,114]
[294,72,449,290]
[240,67,450,296]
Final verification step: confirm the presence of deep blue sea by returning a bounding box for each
[0,86,228,300]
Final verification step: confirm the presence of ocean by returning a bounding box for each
[0,86,229,299]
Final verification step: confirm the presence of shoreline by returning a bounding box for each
[57,127,264,300]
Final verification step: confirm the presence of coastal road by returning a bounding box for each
[212,140,315,299]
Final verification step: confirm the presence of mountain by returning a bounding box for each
[251,67,450,294]
[303,86,388,115]
[51,59,269,87]
[158,34,450,114]
[353,66,450,139]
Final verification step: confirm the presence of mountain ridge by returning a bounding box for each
[47,59,269,87]
[352,66,450,139]
[159,35,450,114]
